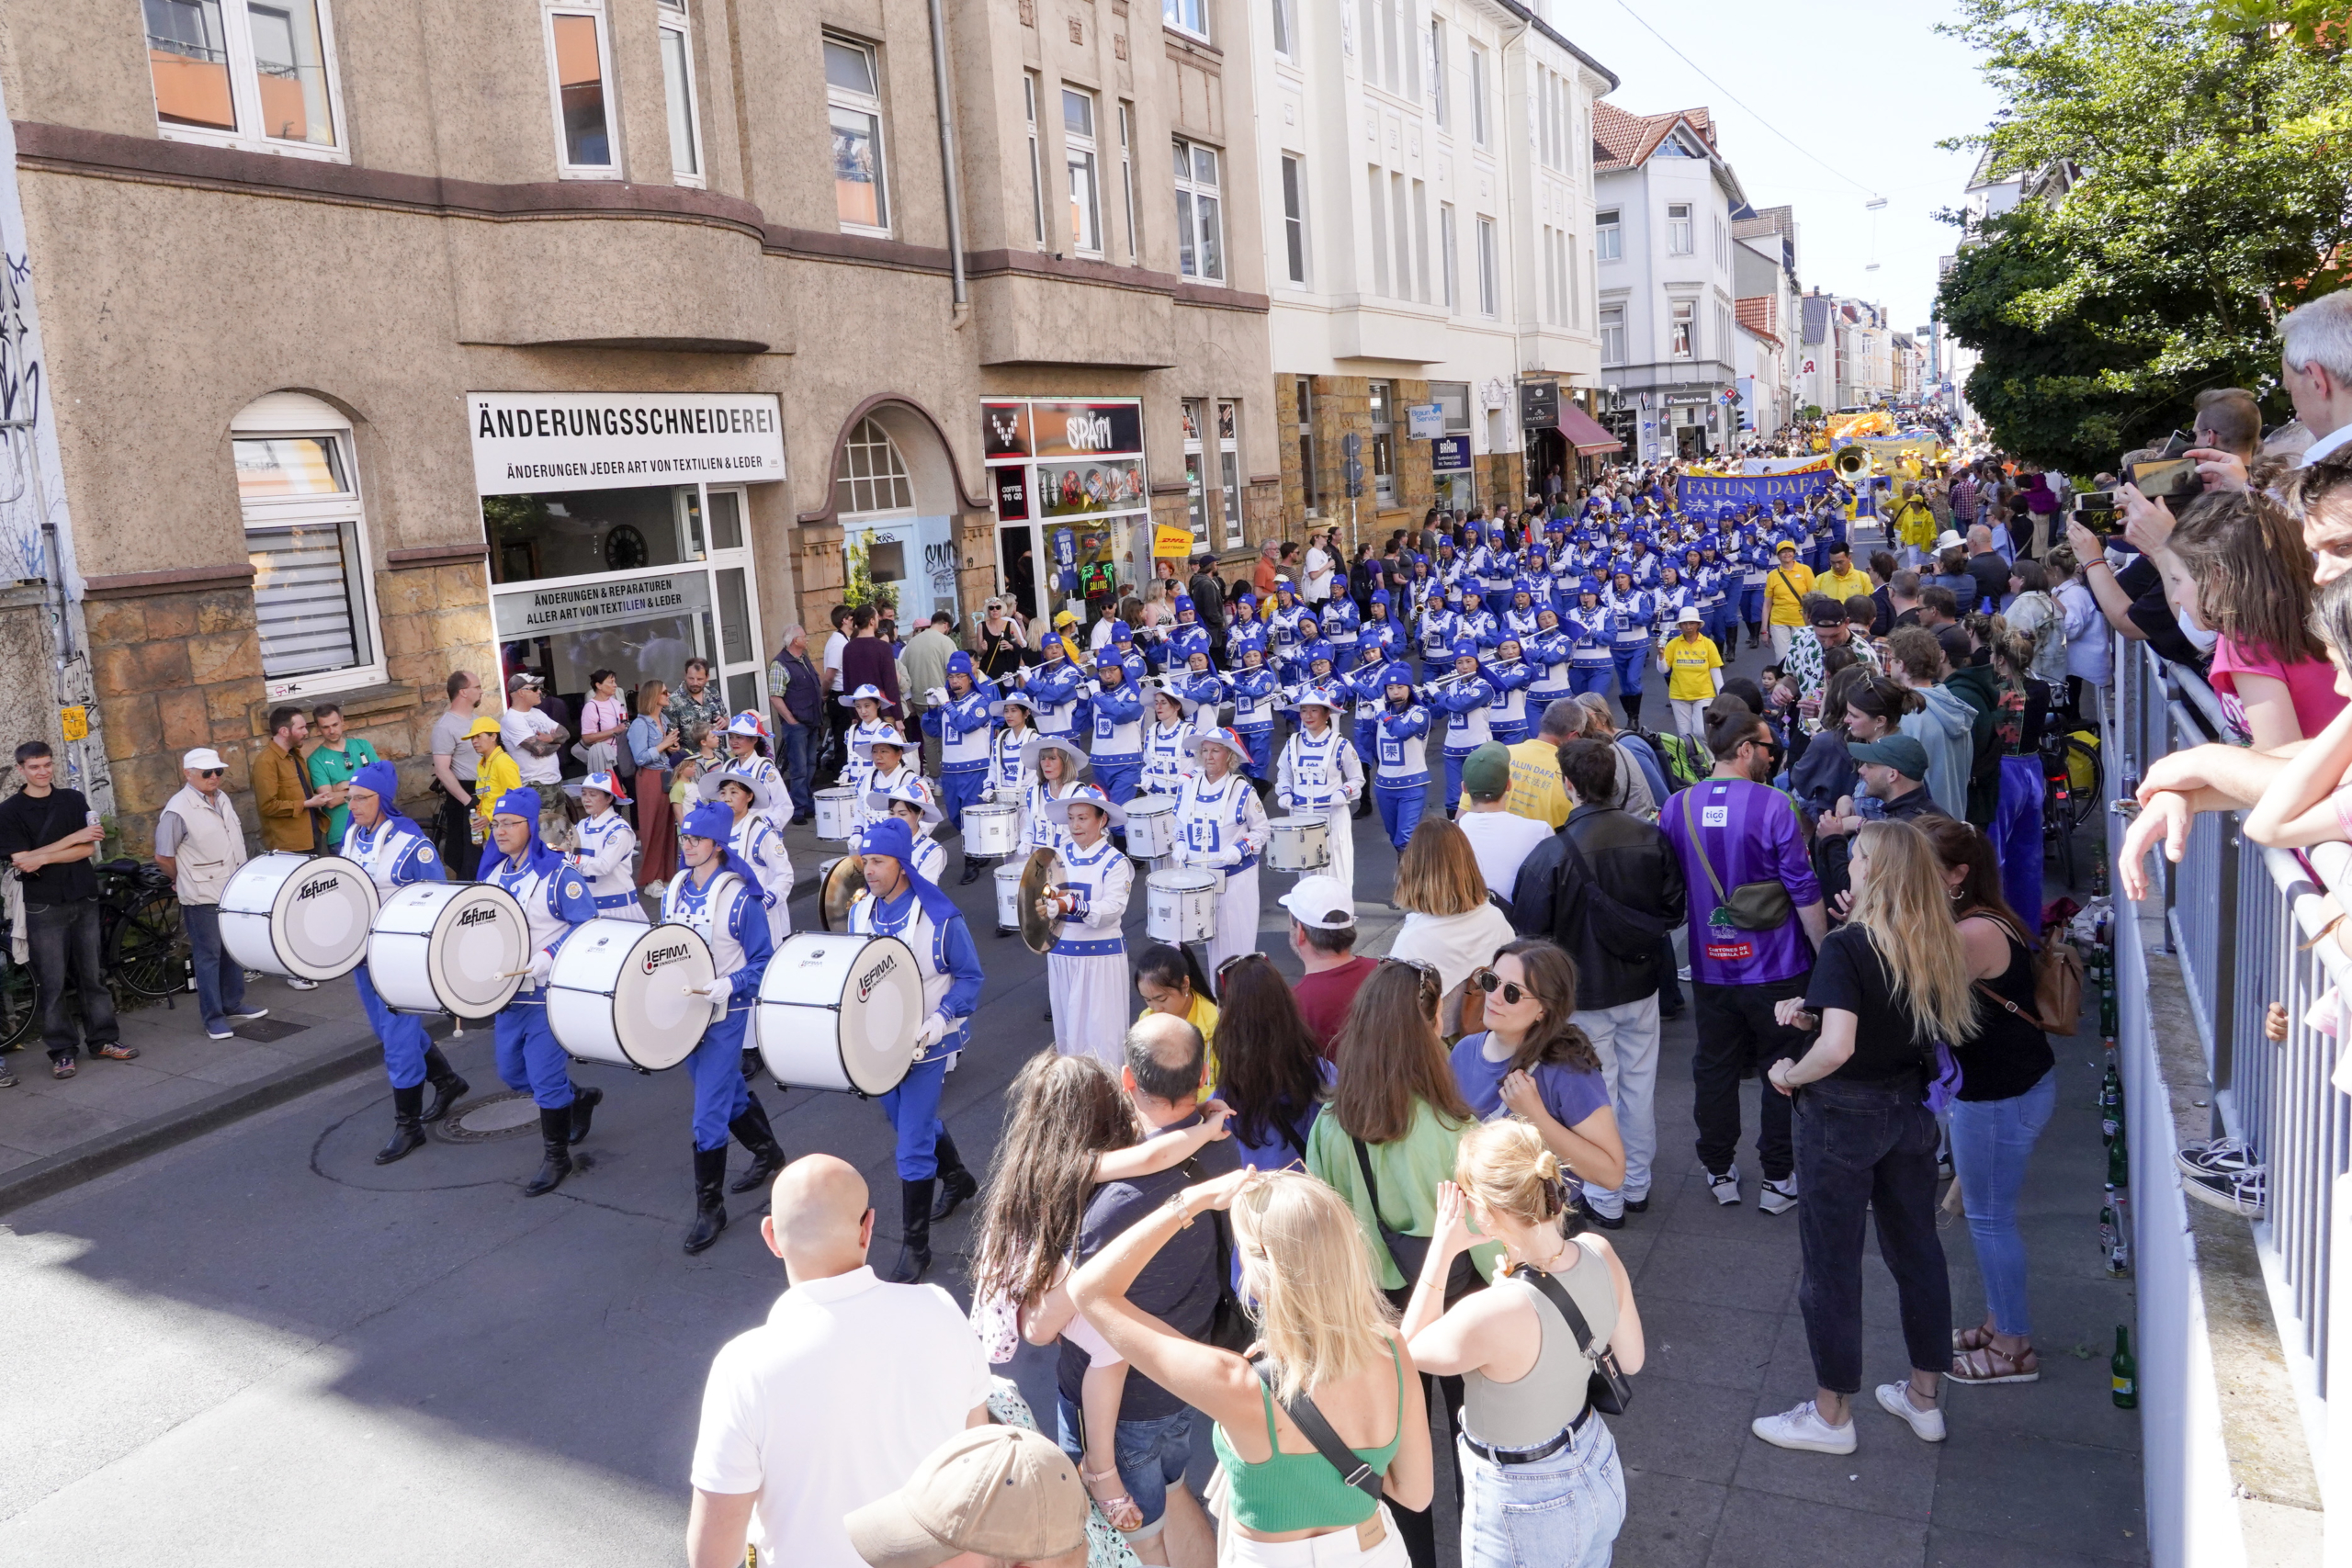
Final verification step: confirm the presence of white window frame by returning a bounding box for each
[1163,0,1210,40]
[1391,171,1411,302]
[1667,201,1693,255]
[1468,44,1489,147]
[1280,152,1310,287]
[233,393,386,701]
[544,2,623,180]
[1365,166,1390,298]
[1440,201,1459,312]
[1271,0,1296,60]
[1596,207,1621,262]
[825,32,890,235]
[658,1,703,186]
[1217,400,1245,550]
[144,0,350,161]
[1063,85,1103,257]
[1182,400,1210,542]
[1119,102,1138,262]
[1369,379,1396,506]
[1670,297,1696,359]
[1025,73,1046,248]
[1174,138,1226,283]
[1428,20,1446,126]
[1476,214,1498,318]
[1410,179,1430,306]
[1295,378,1321,518]
[1600,303,1625,365]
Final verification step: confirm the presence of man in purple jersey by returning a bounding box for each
[1658,697,1829,1214]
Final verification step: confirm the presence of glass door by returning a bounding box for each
[705,487,764,717]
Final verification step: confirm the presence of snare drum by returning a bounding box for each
[813,788,859,841]
[754,931,922,1095]
[1125,796,1179,860]
[993,862,1025,936]
[367,882,529,1018]
[546,919,713,1071]
[962,801,1022,856]
[1145,869,1219,944]
[1265,815,1332,873]
[218,852,379,981]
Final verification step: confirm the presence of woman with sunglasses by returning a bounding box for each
[1306,959,1501,1568]
[1400,1118,1644,1568]
[1206,953,1334,1168]
[1451,942,1625,1200]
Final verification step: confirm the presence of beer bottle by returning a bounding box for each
[2099,1061,2122,1144]
[2110,1325,2138,1409]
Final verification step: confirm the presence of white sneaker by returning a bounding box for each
[1751,1400,1857,1453]
[1876,1382,1946,1441]
[285,977,319,991]
[1758,1177,1799,1215]
[1708,1166,1742,1205]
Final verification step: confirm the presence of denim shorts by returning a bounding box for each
[1057,1395,1195,1538]
[1459,1416,1624,1568]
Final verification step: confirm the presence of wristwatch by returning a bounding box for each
[1161,1190,1195,1229]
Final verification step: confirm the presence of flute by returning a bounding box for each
[1425,658,1526,688]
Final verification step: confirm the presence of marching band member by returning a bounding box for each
[1503,581,1543,646]
[1171,728,1269,976]
[341,761,467,1166]
[837,683,895,807]
[1345,643,1388,808]
[1225,641,1281,784]
[1486,635,1534,746]
[1266,576,1307,676]
[571,771,646,922]
[665,802,784,1256]
[1021,734,1090,858]
[922,651,997,834]
[1139,685,1196,798]
[845,816,986,1282]
[963,686,1037,886]
[1607,568,1656,728]
[1323,588,1360,666]
[1107,620,1150,684]
[1736,513,1771,649]
[1456,589,1500,652]
[1082,646,1146,806]
[1040,783,1133,1066]
[869,774,950,886]
[698,769,794,946]
[1358,588,1400,664]
[858,725,921,830]
[717,711,783,795]
[1274,683,1363,893]
[1430,636,1497,815]
[1527,608,1575,712]
[1022,633,1087,740]
[1170,641,1226,736]
[484,788,603,1198]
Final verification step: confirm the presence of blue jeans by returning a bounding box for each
[780,722,815,817]
[28,898,118,1060]
[1459,1417,1624,1568]
[1056,1396,1193,1535]
[1949,1069,2057,1337]
[182,902,247,1032]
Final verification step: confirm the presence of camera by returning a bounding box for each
[2123,430,2206,507]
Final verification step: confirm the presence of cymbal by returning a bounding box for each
[820,854,867,932]
[1018,847,1065,955]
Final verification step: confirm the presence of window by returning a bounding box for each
[1476,215,1498,318]
[143,0,343,155]
[1391,172,1411,302]
[826,35,888,231]
[1440,202,1458,311]
[1272,0,1295,59]
[1295,378,1321,518]
[1667,201,1692,255]
[544,4,618,176]
[1372,0,1400,92]
[1365,167,1389,297]
[1468,45,1489,146]
[1164,0,1208,39]
[1369,380,1396,506]
[1538,68,1569,172]
[1596,207,1621,262]
[1600,304,1625,365]
[1542,226,1560,327]
[1182,400,1209,541]
[1119,102,1138,261]
[1431,381,1471,433]
[658,1,699,183]
[1174,139,1224,281]
[1064,87,1102,255]
[1411,181,1430,306]
[1218,401,1244,550]
[1280,153,1309,286]
[1670,298,1696,359]
[834,417,914,514]
[1024,74,1046,247]
[234,392,380,696]
[1428,21,1446,125]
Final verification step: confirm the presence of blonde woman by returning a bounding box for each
[1070,1168,1434,1568]
[1754,819,1968,1457]
[1401,1119,1644,1568]
[1381,818,1514,1038]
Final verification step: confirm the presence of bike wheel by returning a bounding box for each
[2062,737,2103,834]
[107,889,186,1000]
[0,953,34,1051]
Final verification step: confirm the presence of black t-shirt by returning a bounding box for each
[0,785,99,904]
[1959,926,2055,1100]
[1057,1113,1242,1421]
[1804,925,1935,1084]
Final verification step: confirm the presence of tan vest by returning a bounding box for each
[164,784,247,906]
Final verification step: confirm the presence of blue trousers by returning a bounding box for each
[1707,604,1739,649]
[1611,648,1646,696]
[1740,586,1766,626]
[1571,665,1612,696]
[492,995,576,1110]
[1238,728,1273,780]
[1093,761,1141,806]
[355,964,431,1090]
[938,766,989,831]
[1484,589,1514,617]
[1442,750,1477,809]
[183,902,247,1032]
[1375,781,1426,851]
[689,1007,753,1152]
[1491,721,1527,747]
[878,1052,950,1179]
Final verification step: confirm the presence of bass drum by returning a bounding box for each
[368,882,530,1019]
[754,931,923,1095]
[545,919,714,1071]
[218,852,379,981]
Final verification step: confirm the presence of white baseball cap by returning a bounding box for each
[1277,874,1355,931]
[182,748,227,771]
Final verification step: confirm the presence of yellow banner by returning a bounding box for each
[1860,435,1940,462]
[1827,411,1896,440]
[1152,525,1199,558]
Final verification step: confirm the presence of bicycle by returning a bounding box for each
[0,857,187,1054]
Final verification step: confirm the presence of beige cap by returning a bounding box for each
[844,1426,1088,1568]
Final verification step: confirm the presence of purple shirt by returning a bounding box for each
[1658,777,1821,986]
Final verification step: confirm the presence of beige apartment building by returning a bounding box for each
[2,0,1276,847]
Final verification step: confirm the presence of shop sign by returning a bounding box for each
[1431,435,1472,473]
[993,468,1030,520]
[983,400,1143,461]
[1153,524,1198,558]
[492,568,712,639]
[1519,379,1559,430]
[1407,403,1445,440]
[468,392,786,496]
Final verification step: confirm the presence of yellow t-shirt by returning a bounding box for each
[1454,739,1571,828]
[1663,635,1724,700]
[471,748,524,827]
[1815,567,1871,603]
[1764,561,1816,626]
[1137,992,1221,1085]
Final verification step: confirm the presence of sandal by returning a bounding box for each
[1949,1343,2040,1384]
[1080,1467,1144,1533]
[1951,1323,1996,1354]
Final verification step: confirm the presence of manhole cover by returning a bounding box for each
[435,1089,540,1142]
[232,1018,309,1043]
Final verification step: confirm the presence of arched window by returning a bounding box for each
[232,390,382,694]
[833,416,913,515]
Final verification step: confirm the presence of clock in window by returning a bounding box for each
[603,524,649,570]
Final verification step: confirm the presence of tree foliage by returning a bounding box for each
[1934,0,2352,470]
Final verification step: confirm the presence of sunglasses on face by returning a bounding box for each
[1470,968,1528,1006]
[197,768,224,778]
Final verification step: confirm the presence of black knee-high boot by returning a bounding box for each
[524,1107,573,1196]
[684,1145,729,1254]
[420,1046,469,1123]
[890,1179,936,1282]
[929,1132,979,1221]
[566,1083,604,1144]
[726,1091,787,1194]
[375,1084,426,1165]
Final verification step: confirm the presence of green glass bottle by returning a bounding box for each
[2099,1061,2122,1143]
[2108,1127,2129,1189]
[2111,1325,2138,1409]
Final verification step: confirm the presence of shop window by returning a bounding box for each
[143,0,343,156]
[1173,139,1224,283]
[658,0,700,183]
[1163,0,1208,39]
[1182,400,1208,543]
[1670,298,1695,359]
[1295,378,1320,519]
[1280,153,1308,287]
[1596,207,1621,262]
[544,3,618,177]
[232,392,382,698]
[1369,379,1396,507]
[826,35,889,232]
[1217,401,1243,551]
[835,418,915,515]
[1667,201,1692,255]
[1064,87,1102,256]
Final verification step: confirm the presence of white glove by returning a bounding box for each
[695,977,734,1003]
[914,1012,949,1053]
[926,686,949,706]
[528,949,554,986]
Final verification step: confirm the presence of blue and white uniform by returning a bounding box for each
[846,818,985,1180]
[1023,649,1088,740]
[1140,712,1194,798]
[1607,583,1655,708]
[1430,641,1497,809]
[1226,660,1281,780]
[486,795,598,1114]
[570,796,646,922]
[1485,647,1534,747]
[1527,621,1575,709]
[1171,733,1271,976]
[1275,694,1363,894]
[1371,676,1433,852]
[700,772,794,945]
[923,656,997,829]
[1041,789,1135,1070]
[1082,660,1147,805]
[662,836,774,1155]
[341,800,444,1091]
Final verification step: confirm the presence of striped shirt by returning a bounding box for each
[1658,777,1820,987]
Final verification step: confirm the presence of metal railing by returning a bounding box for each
[2110,635,2346,1400]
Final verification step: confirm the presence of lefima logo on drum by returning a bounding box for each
[639,943,692,975]
[458,906,500,928]
[296,876,341,901]
[855,953,899,1001]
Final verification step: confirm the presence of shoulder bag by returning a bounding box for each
[1680,786,1794,931]
[1351,1136,1481,1306]
[1249,1355,1385,1505]
[1184,1156,1256,1355]
[1518,1256,1634,1415]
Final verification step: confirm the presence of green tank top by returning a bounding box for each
[1210,1339,1406,1533]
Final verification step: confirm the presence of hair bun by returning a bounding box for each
[1534,1149,1562,1182]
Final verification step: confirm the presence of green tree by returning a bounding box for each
[841,535,898,614]
[1935,0,2352,469]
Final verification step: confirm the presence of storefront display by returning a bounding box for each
[982,397,1147,624]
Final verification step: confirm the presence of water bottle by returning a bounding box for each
[2110,1325,2138,1408]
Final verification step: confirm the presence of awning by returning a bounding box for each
[1559,404,1623,455]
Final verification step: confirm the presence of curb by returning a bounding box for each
[0,1015,452,1218]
